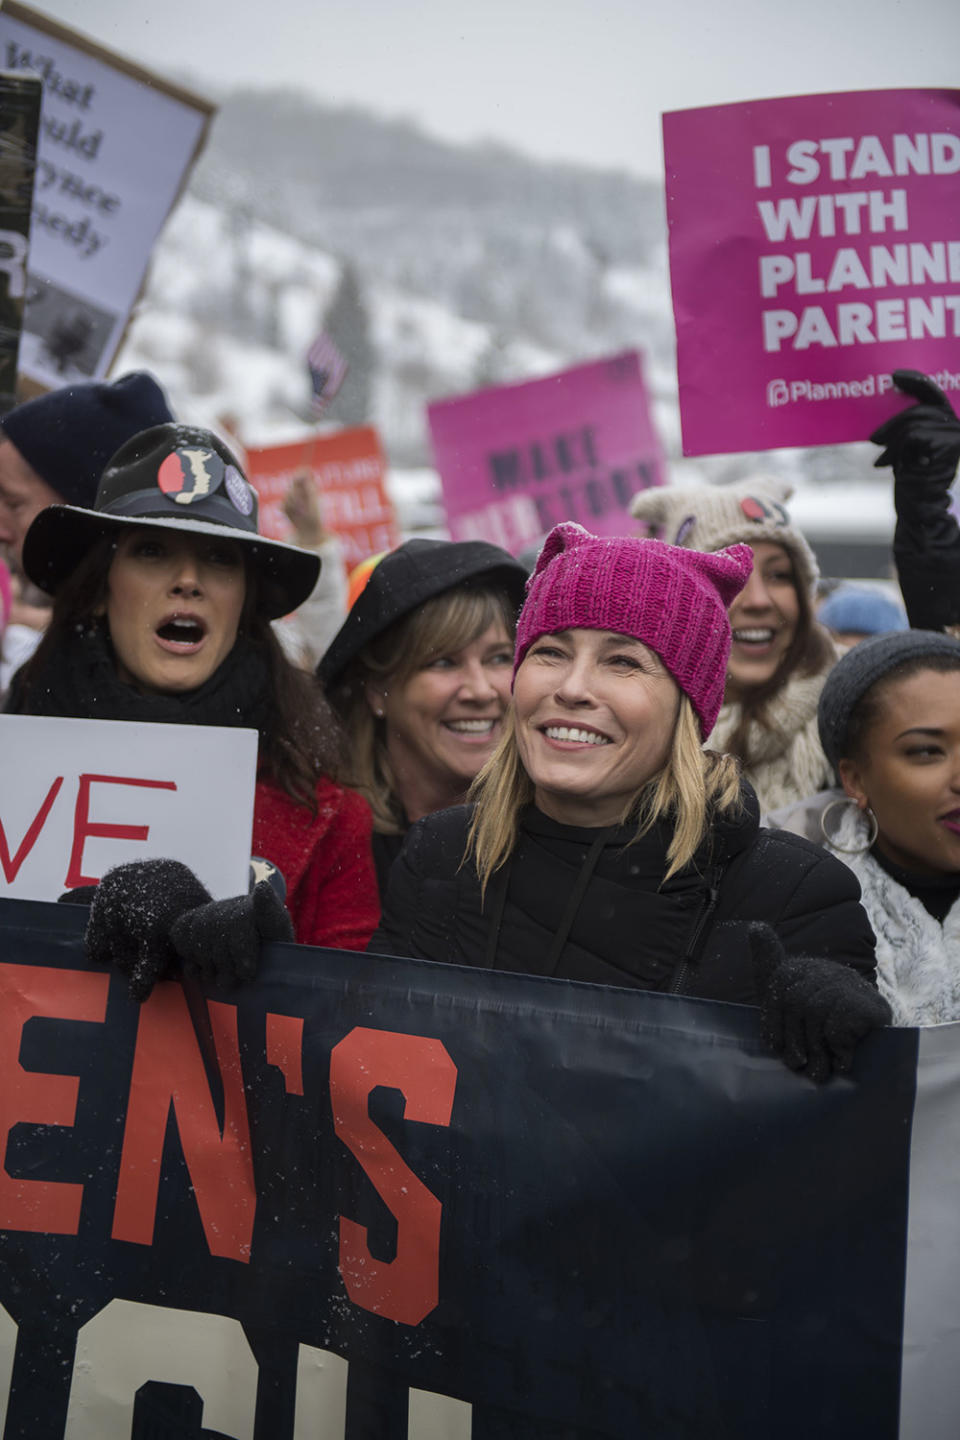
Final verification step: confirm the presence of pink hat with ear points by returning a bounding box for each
[514,521,753,739]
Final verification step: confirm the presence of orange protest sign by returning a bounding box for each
[244,426,399,571]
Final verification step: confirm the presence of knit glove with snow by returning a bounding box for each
[871,370,960,631]
[170,881,293,988]
[85,859,213,1002]
[748,923,891,1083]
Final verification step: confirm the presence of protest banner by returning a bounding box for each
[662,89,960,455]
[0,71,42,414]
[1,899,958,1438]
[244,426,399,570]
[427,350,664,553]
[0,716,257,901]
[0,2,212,391]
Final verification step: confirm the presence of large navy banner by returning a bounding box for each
[0,898,929,1437]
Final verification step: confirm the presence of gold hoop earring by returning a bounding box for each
[819,796,878,854]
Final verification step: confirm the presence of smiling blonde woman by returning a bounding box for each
[318,538,527,897]
[371,523,887,1083]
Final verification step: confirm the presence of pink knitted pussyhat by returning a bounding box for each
[514,522,753,739]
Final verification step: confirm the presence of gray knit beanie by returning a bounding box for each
[630,477,819,597]
[817,630,960,767]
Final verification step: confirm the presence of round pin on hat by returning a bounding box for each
[225,464,254,515]
[157,445,226,505]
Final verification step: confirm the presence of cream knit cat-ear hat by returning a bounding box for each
[629,477,819,597]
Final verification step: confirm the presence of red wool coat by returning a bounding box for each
[252,776,379,950]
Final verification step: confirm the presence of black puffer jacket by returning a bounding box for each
[369,786,877,1003]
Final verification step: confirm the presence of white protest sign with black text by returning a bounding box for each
[0,2,212,388]
[0,716,257,901]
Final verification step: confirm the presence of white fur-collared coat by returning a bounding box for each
[822,803,960,1026]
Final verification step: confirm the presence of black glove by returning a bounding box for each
[871,370,960,631]
[871,370,960,485]
[85,859,213,1002]
[748,923,891,1083]
[170,880,294,988]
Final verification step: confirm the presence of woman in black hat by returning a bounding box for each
[7,423,380,996]
[318,538,528,897]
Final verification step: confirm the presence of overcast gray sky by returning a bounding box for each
[28,0,960,177]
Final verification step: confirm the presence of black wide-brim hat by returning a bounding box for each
[22,423,320,620]
[318,537,529,690]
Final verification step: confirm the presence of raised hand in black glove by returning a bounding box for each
[871,369,960,484]
[170,880,294,988]
[85,859,213,1002]
[748,922,891,1083]
[870,370,960,631]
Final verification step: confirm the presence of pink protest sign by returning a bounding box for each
[427,351,664,552]
[663,89,960,455]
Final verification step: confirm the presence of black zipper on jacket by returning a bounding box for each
[668,871,722,996]
[483,826,618,972]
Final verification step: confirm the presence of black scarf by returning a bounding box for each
[5,622,273,739]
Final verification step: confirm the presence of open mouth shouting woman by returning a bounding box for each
[7,424,380,996]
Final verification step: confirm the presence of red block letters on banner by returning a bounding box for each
[112,985,256,1261]
[0,964,109,1232]
[266,1012,305,1095]
[0,951,460,1333]
[330,1026,458,1326]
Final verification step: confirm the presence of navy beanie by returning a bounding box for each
[1,372,173,508]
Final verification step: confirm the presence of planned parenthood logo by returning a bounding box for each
[766,369,960,407]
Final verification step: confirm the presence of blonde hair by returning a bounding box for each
[329,585,517,833]
[466,695,742,896]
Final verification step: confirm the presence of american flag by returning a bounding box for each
[306,331,348,414]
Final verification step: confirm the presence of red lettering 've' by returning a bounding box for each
[0,963,109,1233]
[65,774,177,887]
[112,987,255,1261]
[330,1027,457,1326]
[0,777,64,883]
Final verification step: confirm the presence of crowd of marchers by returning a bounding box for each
[1,366,960,1077]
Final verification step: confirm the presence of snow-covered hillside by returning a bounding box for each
[113,87,879,540]
[112,88,674,467]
